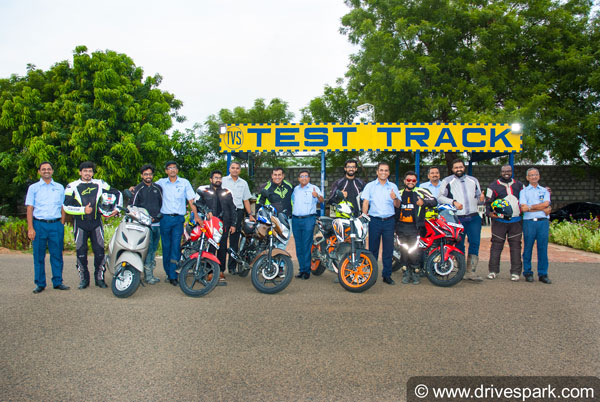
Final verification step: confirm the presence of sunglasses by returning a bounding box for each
[405,179,417,183]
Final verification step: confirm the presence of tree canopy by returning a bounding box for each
[334,0,599,168]
[0,46,183,212]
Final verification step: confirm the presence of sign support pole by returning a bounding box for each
[415,150,421,185]
[320,151,326,216]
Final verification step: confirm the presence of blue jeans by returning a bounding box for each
[368,217,395,278]
[292,215,317,274]
[457,214,482,256]
[160,215,185,280]
[144,225,161,269]
[32,220,64,287]
[522,219,549,277]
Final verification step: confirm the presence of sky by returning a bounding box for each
[0,0,357,131]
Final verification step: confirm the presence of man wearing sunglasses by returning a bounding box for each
[396,171,437,285]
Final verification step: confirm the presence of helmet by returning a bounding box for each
[335,200,353,218]
[99,192,119,217]
[425,208,438,219]
[492,198,513,219]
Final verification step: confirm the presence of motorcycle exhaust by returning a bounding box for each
[227,247,243,263]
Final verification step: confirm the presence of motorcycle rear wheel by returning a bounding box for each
[310,244,326,276]
[338,251,378,293]
[425,249,466,287]
[111,265,141,298]
[178,258,220,297]
[251,254,293,294]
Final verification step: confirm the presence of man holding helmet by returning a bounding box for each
[63,161,121,289]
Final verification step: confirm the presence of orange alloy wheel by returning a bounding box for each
[310,244,321,271]
[340,253,373,288]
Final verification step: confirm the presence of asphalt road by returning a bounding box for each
[1,254,599,401]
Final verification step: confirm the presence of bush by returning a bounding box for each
[549,218,600,254]
[0,217,30,250]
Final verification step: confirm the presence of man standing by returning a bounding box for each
[361,162,401,285]
[63,161,121,289]
[292,170,324,280]
[256,167,294,218]
[485,165,524,281]
[437,159,485,281]
[396,171,437,285]
[420,166,442,198]
[520,167,552,284]
[26,161,69,293]
[129,164,163,284]
[156,161,198,286]
[222,162,255,274]
[196,170,236,285]
[328,159,366,215]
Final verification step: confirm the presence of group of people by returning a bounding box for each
[25,157,552,294]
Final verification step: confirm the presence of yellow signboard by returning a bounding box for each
[220,123,521,153]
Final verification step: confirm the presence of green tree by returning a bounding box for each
[340,0,599,169]
[0,46,183,212]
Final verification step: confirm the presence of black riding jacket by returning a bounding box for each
[196,185,237,228]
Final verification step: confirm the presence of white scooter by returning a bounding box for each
[107,205,152,298]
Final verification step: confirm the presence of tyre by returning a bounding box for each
[178,257,220,297]
[251,254,293,294]
[425,249,466,287]
[337,251,378,293]
[392,249,403,272]
[310,243,326,276]
[111,265,141,298]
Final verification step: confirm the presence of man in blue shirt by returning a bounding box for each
[25,161,69,293]
[420,166,442,198]
[156,161,198,286]
[292,169,324,280]
[361,162,401,284]
[519,167,552,284]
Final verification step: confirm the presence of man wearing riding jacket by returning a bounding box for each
[129,164,163,284]
[196,170,236,285]
[437,159,485,281]
[256,167,294,218]
[327,159,366,215]
[63,161,121,289]
[396,171,437,285]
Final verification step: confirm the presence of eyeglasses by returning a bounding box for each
[299,175,309,178]
[405,179,417,183]
[166,166,178,171]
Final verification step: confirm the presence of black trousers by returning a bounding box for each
[396,225,421,269]
[74,222,105,281]
[489,219,523,275]
[227,209,245,272]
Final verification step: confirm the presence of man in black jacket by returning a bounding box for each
[196,170,236,285]
[396,171,437,285]
[129,164,163,284]
[327,159,366,215]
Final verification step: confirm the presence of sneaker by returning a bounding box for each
[401,270,411,284]
[411,271,420,285]
[487,272,498,280]
[146,277,160,285]
[525,275,534,282]
[511,274,520,281]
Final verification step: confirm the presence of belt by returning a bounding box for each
[167,213,182,216]
[292,214,317,219]
[34,218,61,223]
[528,218,548,222]
[369,215,394,221]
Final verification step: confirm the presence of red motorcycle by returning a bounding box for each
[394,205,466,287]
[177,205,222,297]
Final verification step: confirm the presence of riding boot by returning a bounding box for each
[410,265,420,285]
[465,254,483,281]
[401,268,411,284]
[144,266,160,284]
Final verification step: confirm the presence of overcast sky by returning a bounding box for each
[0,0,357,131]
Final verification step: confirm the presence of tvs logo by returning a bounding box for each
[225,126,243,150]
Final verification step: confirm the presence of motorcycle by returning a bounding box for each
[311,192,378,293]
[108,205,152,298]
[392,205,466,287]
[227,193,294,294]
[177,204,222,297]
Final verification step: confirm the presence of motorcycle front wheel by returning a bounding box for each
[338,251,378,293]
[178,258,220,297]
[251,254,293,294]
[425,249,466,287]
[310,243,326,276]
[111,264,141,298]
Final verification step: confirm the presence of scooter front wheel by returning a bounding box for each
[178,258,220,297]
[111,264,141,298]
